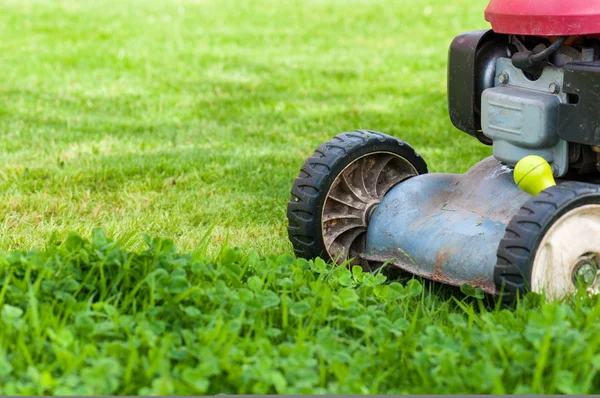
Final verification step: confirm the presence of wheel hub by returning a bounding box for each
[531,204,600,300]
[572,253,600,288]
[363,200,381,225]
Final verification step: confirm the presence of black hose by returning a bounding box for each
[529,36,569,63]
[511,36,570,72]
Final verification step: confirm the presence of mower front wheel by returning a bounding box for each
[495,181,600,303]
[287,130,428,269]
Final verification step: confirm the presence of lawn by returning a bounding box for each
[1,0,600,395]
[0,0,493,255]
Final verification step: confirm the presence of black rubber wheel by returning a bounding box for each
[287,130,428,268]
[495,181,600,304]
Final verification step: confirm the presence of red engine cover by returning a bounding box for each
[485,0,600,36]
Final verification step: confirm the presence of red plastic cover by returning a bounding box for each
[485,0,600,36]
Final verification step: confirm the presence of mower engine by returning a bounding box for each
[449,30,600,178]
[287,0,600,304]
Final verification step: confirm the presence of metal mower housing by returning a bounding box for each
[363,157,529,295]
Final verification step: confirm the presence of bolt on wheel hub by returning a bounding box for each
[572,253,600,288]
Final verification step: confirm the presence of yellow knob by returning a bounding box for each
[514,155,556,196]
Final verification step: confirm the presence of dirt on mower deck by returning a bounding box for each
[363,157,531,295]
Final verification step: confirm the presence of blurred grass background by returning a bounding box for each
[0,0,490,254]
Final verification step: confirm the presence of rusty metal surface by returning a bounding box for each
[363,157,532,294]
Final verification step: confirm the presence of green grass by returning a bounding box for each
[2,0,600,395]
[2,232,600,395]
[0,0,492,255]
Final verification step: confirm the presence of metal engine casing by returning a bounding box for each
[448,31,600,177]
[481,58,569,176]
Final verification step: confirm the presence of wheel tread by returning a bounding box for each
[495,181,600,305]
[286,130,428,261]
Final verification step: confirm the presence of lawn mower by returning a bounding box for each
[287,0,600,303]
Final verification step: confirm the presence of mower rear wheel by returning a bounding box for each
[287,130,428,269]
[495,181,600,304]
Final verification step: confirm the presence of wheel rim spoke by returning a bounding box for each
[322,212,362,223]
[326,192,364,210]
[349,232,367,259]
[322,152,420,265]
[341,166,370,203]
[365,154,395,197]
[356,157,374,201]
[324,219,366,249]
[377,171,413,198]
[327,227,367,262]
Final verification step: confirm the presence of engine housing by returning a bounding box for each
[447,30,514,145]
[481,58,569,176]
[448,31,600,177]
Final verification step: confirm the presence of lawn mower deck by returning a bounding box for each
[362,156,530,295]
[287,0,600,303]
